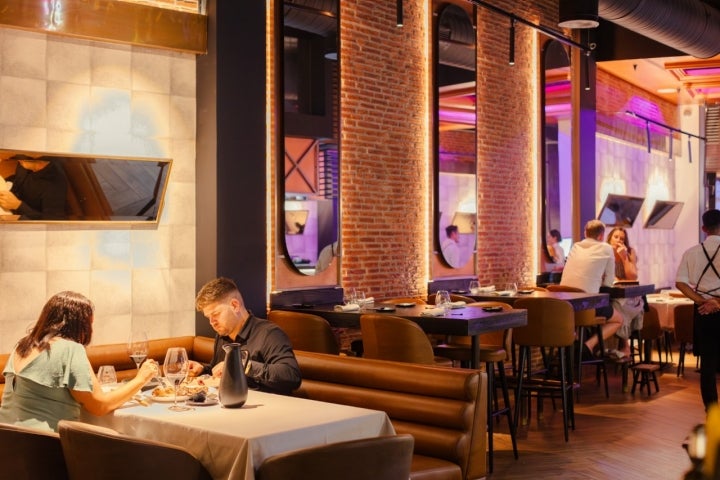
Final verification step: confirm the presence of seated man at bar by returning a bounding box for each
[0,155,68,220]
[188,277,302,395]
[561,219,623,358]
[441,224,461,266]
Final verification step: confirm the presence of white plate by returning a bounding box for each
[186,398,219,407]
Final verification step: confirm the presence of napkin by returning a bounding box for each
[357,297,375,305]
[476,285,496,293]
[449,301,466,308]
[334,303,360,311]
[421,307,445,316]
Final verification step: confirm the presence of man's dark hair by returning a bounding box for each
[445,225,459,237]
[703,209,720,232]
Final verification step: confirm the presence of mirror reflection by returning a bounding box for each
[282,0,339,276]
[542,40,572,273]
[436,3,477,269]
[0,149,171,223]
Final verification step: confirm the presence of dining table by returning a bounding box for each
[272,302,527,369]
[84,389,395,480]
[646,293,694,330]
[599,283,656,298]
[463,289,610,311]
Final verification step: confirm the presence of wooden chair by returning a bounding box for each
[513,297,576,442]
[58,420,212,480]
[674,303,695,377]
[638,305,664,364]
[359,314,452,366]
[546,284,609,399]
[379,297,427,305]
[268,310,340,354]
[0,422,68,480]
[256,434,414,480]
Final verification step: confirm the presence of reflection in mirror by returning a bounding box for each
[282,0,339,276]
[0,149,171,223]
[541,40,571,273]
[597,193,645,227]
[436,3,476,269]
[644,200,683,229]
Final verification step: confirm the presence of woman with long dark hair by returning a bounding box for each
[0,291,158,431]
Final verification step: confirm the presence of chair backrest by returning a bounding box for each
[428,294,474,304]
[465,301,513,348]
[513,297,575,347]
[268,310,340,355]
[0,422,68,480]
[360,314,436,364]
[641,305,662,339]
[255,434,414,480]
[546,284,604,327]
[546,284,584,293]
[673,303,694,343]
[58,420,212,480]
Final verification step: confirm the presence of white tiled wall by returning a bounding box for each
[0,29,197,352]
[596,133,685,290]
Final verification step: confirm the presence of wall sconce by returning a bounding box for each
[646,121,651,153]
[508,17,515,66]
[558,0,599,29]
[688,135,693,163]
[396,0,403,27]
[669,132,674,161]
[584,51,591,91]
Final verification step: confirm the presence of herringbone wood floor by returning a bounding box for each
[489,347,705,479]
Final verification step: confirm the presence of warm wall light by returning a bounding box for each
[397,0,403,27]
[688,135,693,163]
[584,51,591,91]
[669,133,673,161]
[508,17,515,66]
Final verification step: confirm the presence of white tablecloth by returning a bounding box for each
[647,294,694,330]
[85,390,395,480]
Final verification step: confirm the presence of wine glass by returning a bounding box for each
[468,280,480,294]
[127,331,149,371]
[435,290,451,314]
[97,365,117,392]
[163,347,191,412]
[343,287,357,305]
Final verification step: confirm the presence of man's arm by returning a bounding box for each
[246,327,302,394]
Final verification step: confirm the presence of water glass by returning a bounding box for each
[503,282,518,295]
[343,287,357,305]
[97,365,117,389]
[435,290,452,313]
[468,280,480,294]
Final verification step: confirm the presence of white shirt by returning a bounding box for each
[676,235,720,299]
[560,237,615,293]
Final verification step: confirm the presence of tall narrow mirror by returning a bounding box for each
[281,0,339,276]
[541,40,572,274]
[435,3,477,269]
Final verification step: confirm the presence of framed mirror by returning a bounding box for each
[280,0,339,276]
[597,193,645,227]
[0,149,171,223]
[541,40,572,273]
[435,3,477,269]
[644,200,683,229]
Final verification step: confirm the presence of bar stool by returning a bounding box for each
[513,297,576,442]
[673,303,695,377]
[546,285,608,399]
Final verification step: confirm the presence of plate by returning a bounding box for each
[375,306,396,312]
[186,398,219,407]
[451,290,469,294]
[148,394,191,403]
[517,289,534,294]
[482,306,503,312]
[395,303,415,308]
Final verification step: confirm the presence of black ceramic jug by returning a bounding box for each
[218,343,249,408]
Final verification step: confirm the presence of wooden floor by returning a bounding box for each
[489,347,706,479]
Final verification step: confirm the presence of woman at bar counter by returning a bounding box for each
[607,227,644,358]
[0,291,158,432]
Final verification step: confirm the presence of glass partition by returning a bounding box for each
[435,3,477,269]
[0,149,170,223]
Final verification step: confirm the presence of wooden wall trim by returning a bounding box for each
[0,0,207,54]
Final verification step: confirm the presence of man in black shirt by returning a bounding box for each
[0,157,68,220]
[188,277,301,395]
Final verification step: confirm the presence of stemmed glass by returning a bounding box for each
[163,347,191,412]
[127,331,149,371]
[435,290,452,314]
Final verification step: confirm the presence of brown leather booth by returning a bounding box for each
[294,351,488,480]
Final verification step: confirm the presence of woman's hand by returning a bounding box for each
[137,359,159,383]
[614,242,629,261]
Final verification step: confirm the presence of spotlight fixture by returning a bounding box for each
[396,0,403,27]
[558,0,599,29]
[508,17,515,66]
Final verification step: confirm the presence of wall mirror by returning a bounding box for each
[0,149,171,223]
[280,0,339,276]
[541,39,572,272]
[435,3,477,270]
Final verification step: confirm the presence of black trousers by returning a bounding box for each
[695,307,720,408]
